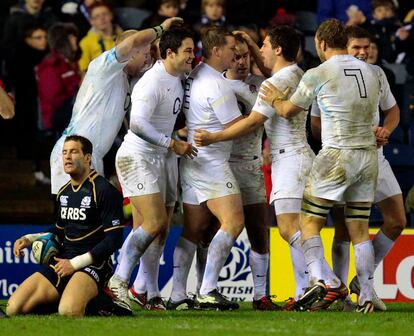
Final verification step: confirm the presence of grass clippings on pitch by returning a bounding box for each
[1,302,414,336]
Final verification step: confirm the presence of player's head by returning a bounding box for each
[315,19,347,62]
[260,25,300,70]
[202,26,235,71]
[160,26,195,74]
[118,30,152,77]
[227,35,250,80]
[62,135,93,175]
[345,25,372,62]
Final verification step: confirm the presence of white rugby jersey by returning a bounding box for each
[122,60,184,154]
[63,48,130,157]
[183,62,241,161]
[252,64,308,154]
[291,55,380,149]
[222,73,264,159]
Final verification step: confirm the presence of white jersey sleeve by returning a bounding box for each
[289,68,319,110]
[209,83,241,125]
[375,65,396,111]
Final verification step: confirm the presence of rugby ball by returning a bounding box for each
[32,233,60,265]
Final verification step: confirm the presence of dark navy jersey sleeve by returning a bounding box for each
[89,177,124,262]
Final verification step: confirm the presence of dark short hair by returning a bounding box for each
[89,2,113,17]
[345,25,373,42]
[372,0,395,11]
[201,26,233,58]
[157,0,179,8]
[159,26,194,59]
[64,135,93,155]
[316,19,347,49]
[267,25,300,62]
[23,21,46,39]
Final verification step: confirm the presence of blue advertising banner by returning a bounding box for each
[0,224,254,301]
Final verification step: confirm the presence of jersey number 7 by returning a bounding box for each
[344,69,367,98]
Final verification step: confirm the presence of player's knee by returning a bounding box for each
[58,301,85,317]
[383,214,406,240]
[144,215,168,236]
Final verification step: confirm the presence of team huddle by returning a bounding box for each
[5,16,405,317]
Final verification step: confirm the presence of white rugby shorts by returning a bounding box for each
[305,147,378,203]
[229,158,266,206]
[269,146,314,204]
[180,158,240,205]
[374,150,402,203]
[116,146,178,206]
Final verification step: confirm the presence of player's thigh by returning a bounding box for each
[182,202,212,243]
[244,202,269,253]
[376,193,407,239]
[58,272,98,317]
[7,272,59,315]
[130,193,168,235]
[207,194,244,237]
[300,195,334,240]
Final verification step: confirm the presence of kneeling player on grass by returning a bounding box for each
[7,135,126,317]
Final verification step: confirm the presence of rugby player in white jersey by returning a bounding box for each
[194,26,313,308]
[105,27,197,312]
[50,17,183,195]
[310,25,404,312]
[176,26,245,310]
[259,19,382,313]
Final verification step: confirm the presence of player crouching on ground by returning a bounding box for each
[7,135,126,317]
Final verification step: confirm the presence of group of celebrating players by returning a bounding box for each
[4,13,405,317]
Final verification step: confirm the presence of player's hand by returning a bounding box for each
[374,126,390,148]
[171,139,198,159]
[161,17,184,30]
[194,129,217,146]
[259,82,290,108]
[54,257,75,277]
[232,30,253,44]
[13,237,31,257]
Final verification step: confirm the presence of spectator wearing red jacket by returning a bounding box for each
[37,22,81,134]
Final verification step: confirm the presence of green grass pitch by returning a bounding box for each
[2,302,414,336]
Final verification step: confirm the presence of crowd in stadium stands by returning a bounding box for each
[0,0,413,214]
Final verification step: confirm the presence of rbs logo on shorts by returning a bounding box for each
[61,207,86,220]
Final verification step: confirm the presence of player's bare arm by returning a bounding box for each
[194,113,266,146]
[259,82,302,118]
[0,85,14,119]
[233,30,271,78]
[377,104,400,141]
[116,17,183,62]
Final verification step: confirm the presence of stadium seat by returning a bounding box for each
[295,11,318,35]
[114,7,151,30]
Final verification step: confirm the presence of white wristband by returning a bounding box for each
[23,232,49,243]
[69,252,93,270]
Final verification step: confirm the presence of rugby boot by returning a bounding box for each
[104,275,132,312]
[144,297,167,311]
[166,297,195,310]
[309,282,348,311]
[128,287,147,308]
[196,289,239,311]
[350,276,386,311]
[355,301,375,314]
[252,296,282,311]
[293,280,327,311]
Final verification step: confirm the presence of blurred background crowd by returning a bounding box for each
[0,0,413,224]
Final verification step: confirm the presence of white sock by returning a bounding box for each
[249,250,269,300]
[302,235,340,287]
[170,237,197,302]
[373,229,395,270]
[331,238,350,285]
[289,231,309,298]
[115,230,133,274]
[354,240,375,305]
[200,229,235,295]
[133,261,146,293]
[196,245,208,294]
[140,242,164,300]
[115,226,155,282]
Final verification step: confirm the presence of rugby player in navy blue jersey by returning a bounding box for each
[7,135,125,317]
